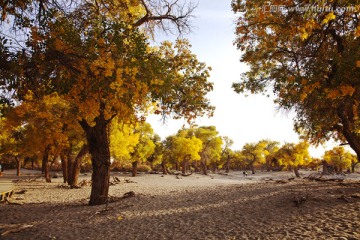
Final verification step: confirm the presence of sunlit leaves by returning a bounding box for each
[275,142,311,169]
[232,0,360,151]
[324,147,355,171]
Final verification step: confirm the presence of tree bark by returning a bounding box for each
[251,165,255,174]
[43,145,51,183]
[322,161,329,175]
[80,114,111,206]
[161,161,169,174]
[200,160,208,175]
[60,152,68,183]
[294,166,300,178]
[132,161,138,177]
[352,162,359,173]
[225,155,231,173]
[15,156,21,176]
[338,104,360,161]
[182,160,188,175]
[70,144,88,188]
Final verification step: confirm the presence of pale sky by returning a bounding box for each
[147,0,331,157]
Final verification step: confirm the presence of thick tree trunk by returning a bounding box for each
[132,161,138,177]
[43,145,51,183]
[15,156,21,176]
[322,161,329,175]
[294,167,300,178]
[338,104,360,162]
[80,115,111,206]
[251,165,255,174]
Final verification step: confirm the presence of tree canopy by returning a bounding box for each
[232,0,360,159]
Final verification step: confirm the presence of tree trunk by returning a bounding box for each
[80,115,111,206]
[352,162,359,173]
[322,161,329,175]
[201,160,208,175]
[251,165,255,174]
[161,161,169,174]
[294,166,300,178]
[338,104,360,162]
[70,144,88,188]
[132,161,138,177]
[60,152,68,183]
[182,160,188,175]
[225,155,231,173]
[43,145,51,183]
[15,156,21,176]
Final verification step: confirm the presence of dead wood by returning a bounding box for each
[276,180,288,184]
[1,224,34,236]
[122,191,135,199]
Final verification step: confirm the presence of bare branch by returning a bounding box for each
[134,0,197,35]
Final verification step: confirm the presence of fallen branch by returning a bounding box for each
[1,224,34,236]
[122,191,135,199]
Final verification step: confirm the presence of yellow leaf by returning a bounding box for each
[117,216,123,220]
[356,60,360,68]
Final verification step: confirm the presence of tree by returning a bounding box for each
[323,147,355,173]
[275,142,311,177]
[262,140,280,171]
[148,134,164,171]
[171,130,202,174]
[3,92,77,181]
[221,136,234,173]
[232,1,360,161]
[130,122,155,177]
[110,120,140,167]
[193,126,223,174]
[241,141,268,174]
[1,1,213,205]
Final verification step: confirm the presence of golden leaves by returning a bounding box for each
[356,60,360,68]
[325,85,355,99]
[355,26,360,37]
[322,12,336,25]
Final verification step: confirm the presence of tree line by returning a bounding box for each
[1,116,357,183]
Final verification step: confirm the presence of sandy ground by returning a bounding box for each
[0,169,360,240]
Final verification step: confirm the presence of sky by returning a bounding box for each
[147,0,330,157]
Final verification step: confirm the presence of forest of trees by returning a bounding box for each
[1,0,360,207]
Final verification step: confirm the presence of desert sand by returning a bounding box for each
[0,169,360,240]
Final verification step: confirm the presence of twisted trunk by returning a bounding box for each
[80,114,111,206]
[70,144,88,187]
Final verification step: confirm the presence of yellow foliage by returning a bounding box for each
[355,26,360,37]
[356,60,360,68]
[339,85,355,97]
[322,12,336,25]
